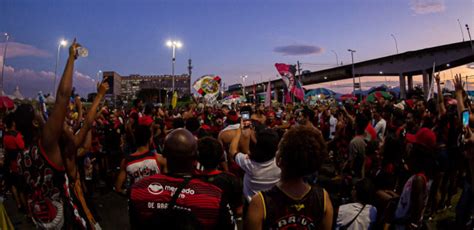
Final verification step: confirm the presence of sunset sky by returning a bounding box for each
[1,0,473,97]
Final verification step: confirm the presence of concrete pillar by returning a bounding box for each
[399,73,407,99]
[422,70,429,99]
[407,75,413,92]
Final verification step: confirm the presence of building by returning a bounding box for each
[102,71,191,103]
[102,71,122,102]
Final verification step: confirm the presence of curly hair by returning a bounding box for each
[197,137,224,169]
[278,126,328,179]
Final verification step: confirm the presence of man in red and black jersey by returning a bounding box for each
[196,136,243,221]
[130,129,234,229]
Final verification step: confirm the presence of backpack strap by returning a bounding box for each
[167,177,192,210]
[341,204,366,229]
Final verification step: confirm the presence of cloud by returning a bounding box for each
[273,45,323,56]
[0,60,95,98]
[0,42,51,58]
[410,0,445,15]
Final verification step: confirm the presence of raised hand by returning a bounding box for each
[97,76,110,95]
[68,38,82,59]
[434,74,440,84]
[453,74,464,92]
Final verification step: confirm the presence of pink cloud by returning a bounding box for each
[0,42,51,58]
[410,0,445,15]
[0,61,95,98]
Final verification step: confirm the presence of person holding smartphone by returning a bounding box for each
[453,74,474,229]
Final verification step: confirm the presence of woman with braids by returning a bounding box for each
[15,39,94,229]
[246,126,333,230]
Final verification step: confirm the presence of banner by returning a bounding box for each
[193,75,222,102]
[171,91,178,109]
[275,63,304,101]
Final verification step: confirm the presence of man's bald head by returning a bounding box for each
[163,128,197,159]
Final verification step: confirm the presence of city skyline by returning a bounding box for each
[1,0,474,97]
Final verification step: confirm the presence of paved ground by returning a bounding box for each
[4,188,130,229]
[2,185,462,230]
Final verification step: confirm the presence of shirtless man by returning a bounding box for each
[218,111,252,174]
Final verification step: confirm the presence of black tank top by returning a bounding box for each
[261,185,325,230]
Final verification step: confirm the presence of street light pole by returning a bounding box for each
[166,40,182,93]
[240,75,248,96]
[348,49,356,95]
[1,33,10,96]
[96,70,102,82]
[458,19,465,42]
[54,39,67,97]
[466,24,474,53]
[390,34,399,54]
[331,50,339,66]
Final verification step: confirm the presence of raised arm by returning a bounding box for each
[453,74,466,117]
[229,126,242,160]
[435,74,446,117]
[41,39,80,168]
[70,79,109,150]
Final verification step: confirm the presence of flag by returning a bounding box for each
[193,75,221,102]
[275,63,295,90]
[265,81,271,107]
[171,91,178,109]
[284,88,292,105]
[293,79,305,101]
[275,63,304,101]
[193,75,221,96]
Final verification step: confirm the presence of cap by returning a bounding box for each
[405,99,414,109]
[226,111,239,123]
[446,98,457,105]
[266,111,275,117]
[406,127,436,149]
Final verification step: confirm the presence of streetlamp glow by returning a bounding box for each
[166,40,183,93]
[60,39,68,47]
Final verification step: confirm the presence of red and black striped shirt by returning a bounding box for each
[130,174,233,229]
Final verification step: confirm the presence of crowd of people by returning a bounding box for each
[0,40,473,230]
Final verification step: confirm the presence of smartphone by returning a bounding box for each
[462,109,469,128]
[241,111,250,120]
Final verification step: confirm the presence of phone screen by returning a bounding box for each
[241,112,250,120]
[462,110,469,128]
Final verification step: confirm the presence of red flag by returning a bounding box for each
[293,80,305,101]
[275,63,294,90]
[284,88,292,105]
[275,63,304,100]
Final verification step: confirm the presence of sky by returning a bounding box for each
[1,0,473,97]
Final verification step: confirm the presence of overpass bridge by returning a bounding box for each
[230,41,474,99]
